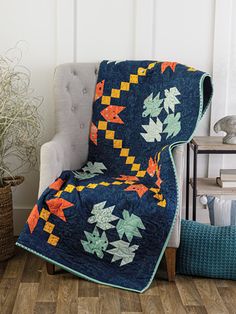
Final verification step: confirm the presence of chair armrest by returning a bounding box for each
[168,144,185,247]
[38,133,86,197]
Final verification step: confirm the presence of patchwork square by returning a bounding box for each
[47,234,59,246]
[40,208,50,221]
[111,89,120,98]
[120,82,130,91]
[43,221,55,234]
[101,96,111,105]
[98,121,108,130]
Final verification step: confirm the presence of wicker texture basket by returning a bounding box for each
[0,184,14,261]
[0,176,24,261]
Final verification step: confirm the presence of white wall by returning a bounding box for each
[1,0,233,233]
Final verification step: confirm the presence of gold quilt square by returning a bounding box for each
[43,221,55,234]
[129,74,138,84]
[131,163,140,171]
[113,139,123,148]
[40,208,50,221]
[120,82,130,91]
[126,156,135,164]
[101,96,111,105]
[64,184,75,193]
[111,89,120,98]
[47,234,59,246]
[120,148,129,157]
[98,121,108,130]
[105,130,115,140]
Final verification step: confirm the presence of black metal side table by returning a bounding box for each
[186,136,236,221]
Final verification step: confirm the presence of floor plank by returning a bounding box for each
[140,295,165,314]
[175,275,203,306]
[217,287,236,314]
[78,297,99,314]
[158,281,187,314]
[55,274,78,314]
[78,278,99,297]
[194,278,229,314]
[21,252,43,283]
[36,264,59,302]
[119,289,142,312]
[1,250,235,314]
[12,282,39,314]
[185,305,208,314]
[99,287,121,314]
[3,248,26,279]
[34,302,57,314]
[0,278,21,314]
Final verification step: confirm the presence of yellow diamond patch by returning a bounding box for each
[136,171,146,177]
[105,130,115,140]
[40,208,50,221]
[131,163,140,171]
[111,89,120,98]
[101,96,111,105]
[120,82,130,91]
[126,156,135,164]
[129,74,138,84]
[55,190,63,197]
[64,184,75,193]
[113,139,123,148]
[99,182,110,186]
[158,199,167,207]
[138,67,147,76]
[87,183,98,189]
[43,221,55,234]
[150,187,160,193]
[124,180,135,185]
[148,62,156,70]
[76,186,85,192]
[120,148,129,157]
[47,234,59,246]
[98,121,108,130]
[112,181,123,185]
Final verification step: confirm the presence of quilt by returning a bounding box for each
[16,60,213,292]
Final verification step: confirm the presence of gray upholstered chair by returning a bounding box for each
[39,63,184,281]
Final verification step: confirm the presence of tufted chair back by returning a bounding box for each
[54,63,99,170]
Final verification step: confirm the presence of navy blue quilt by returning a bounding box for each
[17,61,213,292]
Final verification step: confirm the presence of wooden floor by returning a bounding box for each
[0,247,236,314]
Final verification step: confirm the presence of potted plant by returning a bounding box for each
[0,46,41,261]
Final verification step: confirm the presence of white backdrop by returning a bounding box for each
[0,0,235,233]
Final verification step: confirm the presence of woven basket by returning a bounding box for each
[0,184,15,261]
[0,176,24,261]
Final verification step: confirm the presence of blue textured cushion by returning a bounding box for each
[177,220,236,280]
[207,196,236,226]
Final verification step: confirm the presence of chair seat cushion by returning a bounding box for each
[177,220,236,280]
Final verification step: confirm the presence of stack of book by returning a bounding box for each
[216,169,236,188]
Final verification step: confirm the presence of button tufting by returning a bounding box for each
[82,88,87,95]
[80,123,85,129]
[71,144,76,151]
[71,104,77,112]
[95,68,98,75]
[72,70,77,76]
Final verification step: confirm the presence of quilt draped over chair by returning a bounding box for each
[17,60,213,292]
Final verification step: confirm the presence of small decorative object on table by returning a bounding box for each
[214,115,236,144]
[0,45,41,261]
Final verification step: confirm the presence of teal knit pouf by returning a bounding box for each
[177,220,236,280]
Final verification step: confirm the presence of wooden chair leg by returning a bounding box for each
[165,247,176,282]
[46,262,55,275]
